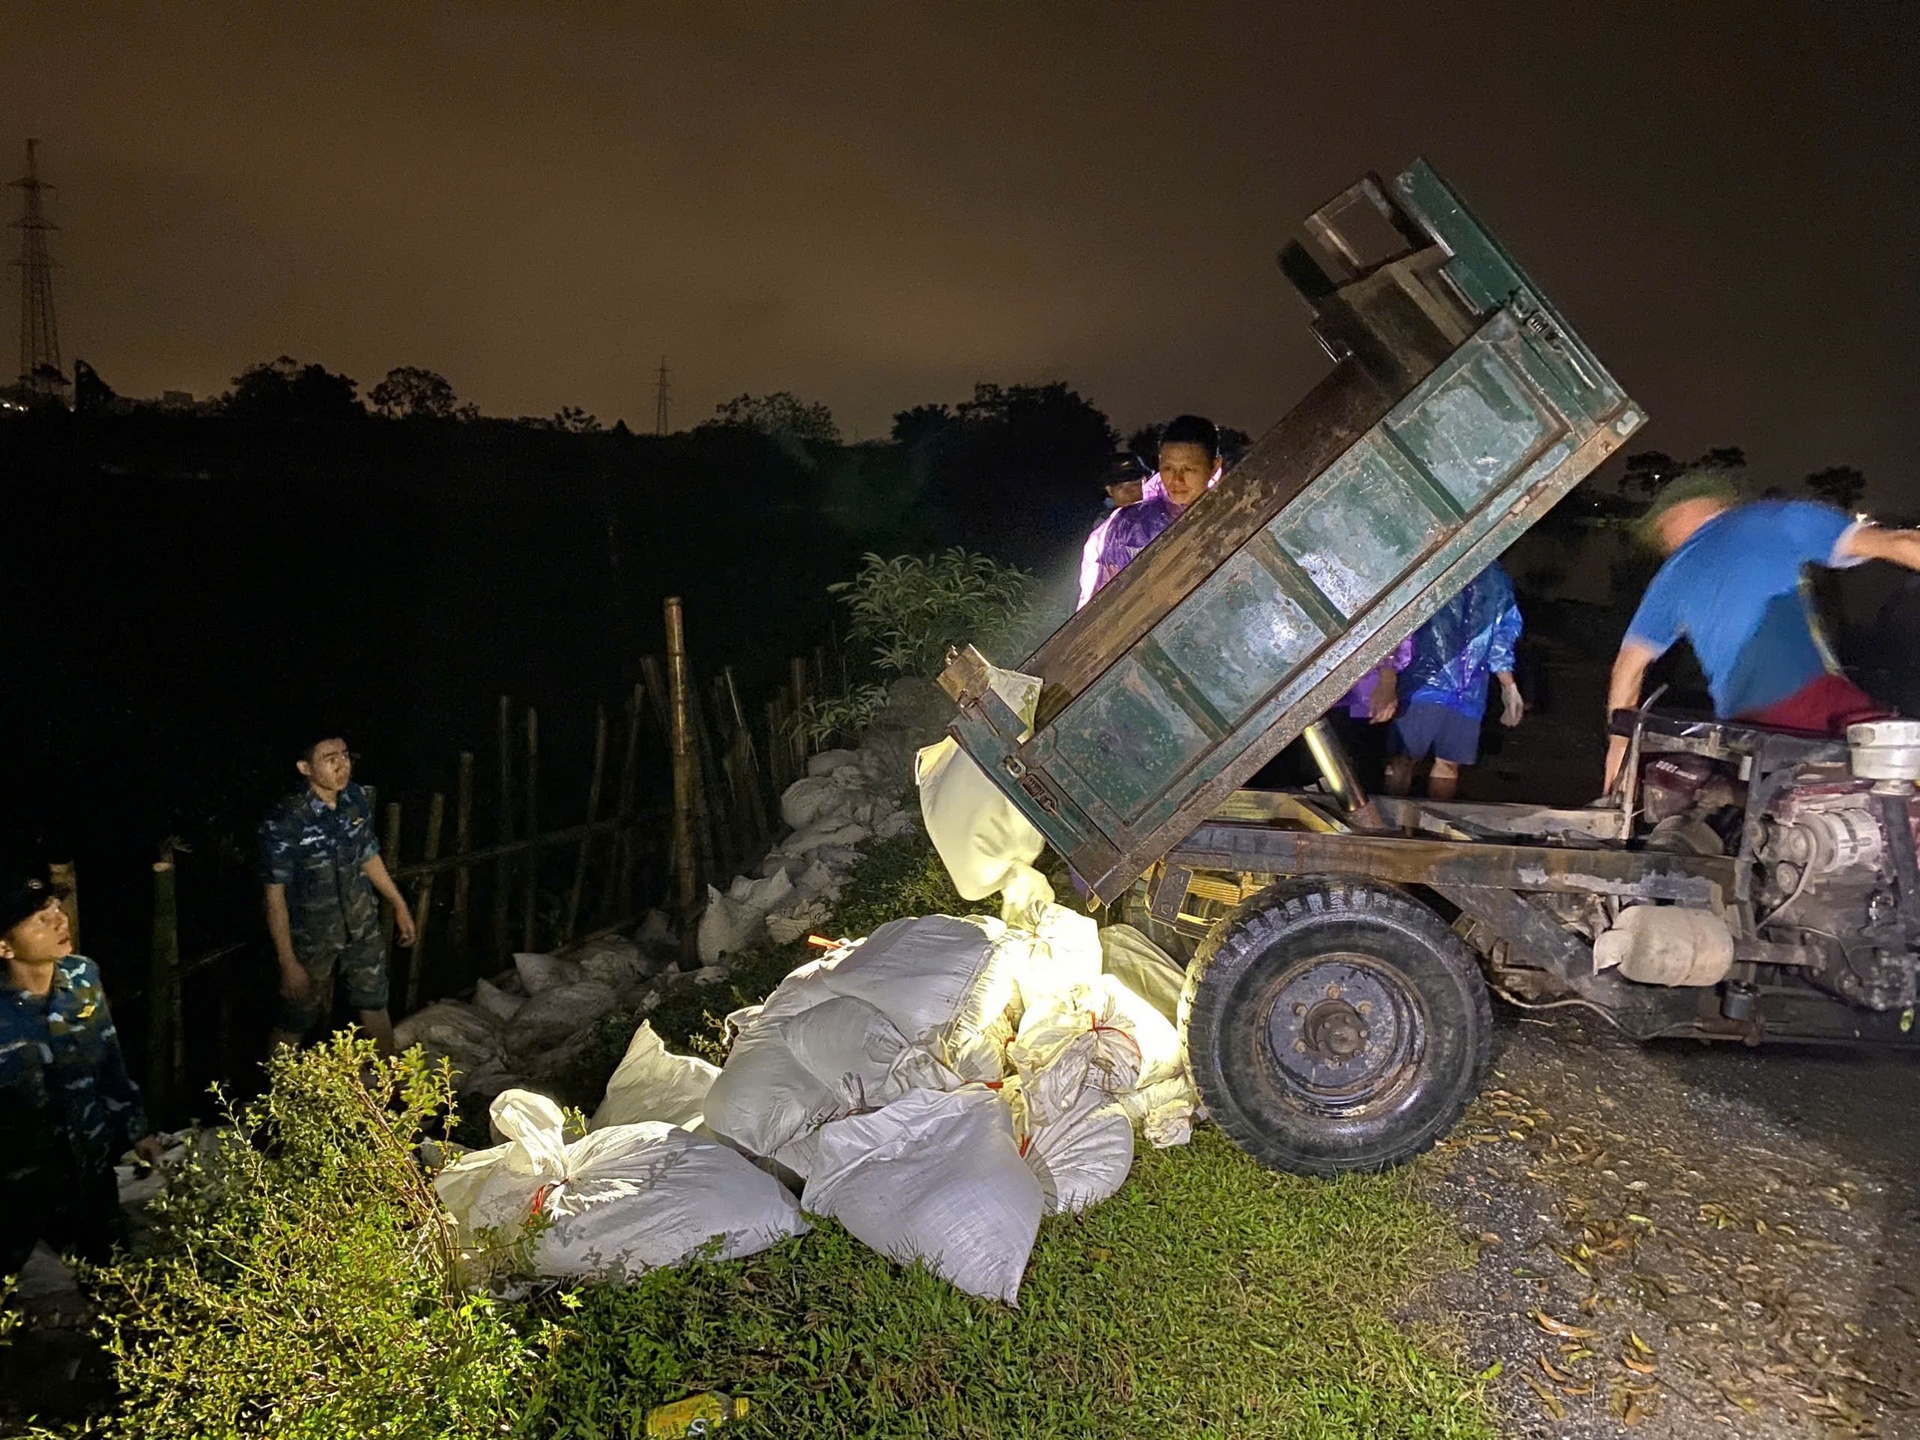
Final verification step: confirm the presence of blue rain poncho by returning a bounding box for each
[1402,562,1522,721]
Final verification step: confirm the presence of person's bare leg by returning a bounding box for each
[358,1008,397,1057]
[1383,755,1417,797]
[1427,759,1462,800]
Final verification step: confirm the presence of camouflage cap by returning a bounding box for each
[1635,468,1743,547]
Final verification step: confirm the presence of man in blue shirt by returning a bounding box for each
[1604,471,1920,790]
[261,735,415,1054]
[1384,562,1526,799]
[1,868,162,1274]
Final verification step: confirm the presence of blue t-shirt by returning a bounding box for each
[1625,500,1863,719]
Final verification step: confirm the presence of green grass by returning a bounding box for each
[521,1136,1490,1439]
[515,833,1495,1440]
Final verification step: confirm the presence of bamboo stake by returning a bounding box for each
[450,752,474,971]
[523,707,540,953]
[494,697,514,963]
[789,655,810,773]
[665,598,699,958]
[381,803,403,953]
[148,855,179,1116]
[639,655,671,732]
[565,705,608,945]
[765,696,786,794]
[48,861,78,954]
[614,682,643,924]
[725,668,771,844]
[403,792,445,1013]
[688,674,728,873]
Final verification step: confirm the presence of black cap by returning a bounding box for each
[0,868,67,933]
[1104,452,1149,487]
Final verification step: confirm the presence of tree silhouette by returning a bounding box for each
[370,366,458,419]
[1805,465,1867,511]
[704,391,840,445]
[226,357,362,423]
[551,406,602,434]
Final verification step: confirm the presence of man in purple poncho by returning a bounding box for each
[1075,415,1222,609]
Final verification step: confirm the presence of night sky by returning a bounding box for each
[5,4,1916,501]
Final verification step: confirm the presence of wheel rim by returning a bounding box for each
[1262,951,1427,1116]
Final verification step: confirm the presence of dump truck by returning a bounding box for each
[937,160,1920,1177]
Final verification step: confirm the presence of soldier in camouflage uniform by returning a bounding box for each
[1,869,163,1275]
[261,735,415,1055]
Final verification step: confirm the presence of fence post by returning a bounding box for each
[565,705,608,946]
[450,751,475,973]
[665,598,699,961]
[522,707,540,953]
[614,683,643,924]
[380,803,403,953]
[494,697,515,965]
[48,861,78,954]
[403,792,445,1013]
[789,655,810,775]
[148,855,179,1118]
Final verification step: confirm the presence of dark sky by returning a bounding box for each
[6,3,1916,499]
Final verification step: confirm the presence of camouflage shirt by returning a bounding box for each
[260,780,382,946]
[0,955,148,1182]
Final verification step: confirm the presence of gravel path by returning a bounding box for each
[1418,1012,1920,1438]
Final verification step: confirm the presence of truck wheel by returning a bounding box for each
[1181,879,1491,1176]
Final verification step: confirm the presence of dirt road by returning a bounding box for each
[1421,1012,1920,1438]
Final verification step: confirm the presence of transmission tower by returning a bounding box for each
[654,356,670,435]
[10,139,63,401]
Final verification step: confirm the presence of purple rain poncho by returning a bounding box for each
[1402,562,1522,722]
[1075,472,1216,609]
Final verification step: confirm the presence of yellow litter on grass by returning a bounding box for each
[645,1392,750,1436]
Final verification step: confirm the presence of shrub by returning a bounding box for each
[831,549,1041,678]
[73,1037,537,1440]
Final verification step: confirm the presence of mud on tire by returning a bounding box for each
[1180,878,1491,1176]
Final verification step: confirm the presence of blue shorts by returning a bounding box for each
[1391,701,1483,765]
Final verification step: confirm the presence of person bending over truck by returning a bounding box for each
[1384,561,1524,800]
[1602,471,1920,791]
[1076,414,1223,607]
[1,866,164,1276]
[262,734,415,1055]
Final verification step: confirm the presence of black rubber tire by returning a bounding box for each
[1180,877,1492,1176]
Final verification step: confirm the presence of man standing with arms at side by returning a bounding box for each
[262,735,414,1055]
[1603,471,1920,791]
[1384,562,1525,800]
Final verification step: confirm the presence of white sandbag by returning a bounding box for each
[790,859,842,902]
[781,821,872,856]
[435,1089,806,1281]
[802,1087,1043,1306]
[781,776,856,831]
[806,747,863,778]
[1099,925,1185,1025]
[1023,1095,1135,1215]
[505,980,620,1057]
[765,898,831,946]
[636,909,678,952]
[874,809,919,839]
[915,737,1045,901]
[591,1021,721,1136]
[1008,975,1185,1127]
[574,936,649,993]
[816,915,1014,1081]
[393,1001,506,1083]
[702,1021,842,1161]
[993,903,1104,1013]
[472,979,525,1024]
[697,887,758,965]
[729,869,794,911]
[515,952,586,995]
[809,844,865,873]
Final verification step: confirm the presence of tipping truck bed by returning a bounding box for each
[939,159,1645,903]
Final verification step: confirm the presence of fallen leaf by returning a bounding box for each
[1628,1331,1655,1355]
[1540,1355,1575,1384]
[1533,1310,1600,1339]
[1623,1354,1658,1375]
[1525,1375,1567,1420]
[1624,1395,1647,1426]
[1476,1232,1503,1247]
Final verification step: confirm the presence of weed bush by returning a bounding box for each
[64,1038,537,1439]
[832,549,1041,679]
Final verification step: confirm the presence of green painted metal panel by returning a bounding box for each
[1271,436,1450,619]
[1053,652,1213,819]
[1386,347,1551,511]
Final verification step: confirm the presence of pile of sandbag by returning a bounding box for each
[435,1089,806,1282]
[696,745,922,964]
[395,930,680,1102]
[695,905,1199,1304]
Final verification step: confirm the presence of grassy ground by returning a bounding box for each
[517,835,1499,1440]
